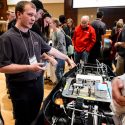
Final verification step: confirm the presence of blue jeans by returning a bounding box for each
[55,58,65,82]
[74,51,89,64]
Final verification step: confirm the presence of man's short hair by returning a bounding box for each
[15,1,36,15]
[97,11,104,18]
[81,15,89,23]
[59,15,66,24]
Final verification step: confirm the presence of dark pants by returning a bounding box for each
[74,51,89,64]
[8,76,44,125]
[88,45,101,64]
[55,58,65,82]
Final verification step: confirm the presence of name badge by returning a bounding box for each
[29,55,38,64]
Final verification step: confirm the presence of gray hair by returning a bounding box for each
[81,15,89,22]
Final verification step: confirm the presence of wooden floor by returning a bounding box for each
[0,73,54,125]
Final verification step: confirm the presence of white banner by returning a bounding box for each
[73,0,125,8]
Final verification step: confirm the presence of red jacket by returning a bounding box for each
[72,24,96,52]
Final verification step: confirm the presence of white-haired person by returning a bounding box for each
[72,15,96,64]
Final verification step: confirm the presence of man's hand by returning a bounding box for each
[112,77,125,106]
[114,42,125,48]
[28,63,46,72]
[49,57,58,66]
[41,53,58,66]
[114,42,120,47]
[66,58,76,68]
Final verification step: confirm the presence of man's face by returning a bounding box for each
[7,12,15,22]
[80,17,89,29]
[81,21,88,29]
[17,4,36,29]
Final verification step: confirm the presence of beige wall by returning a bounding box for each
[77,8,97,25]
[40,0,64,3]
[8,3,98,25]
[43,3,64,18]
[8,3,64,19]
[8,5,15,11]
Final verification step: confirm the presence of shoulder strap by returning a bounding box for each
[61,28,72,41]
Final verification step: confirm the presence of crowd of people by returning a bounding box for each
[0,0,125,125]
[0,1,75,125]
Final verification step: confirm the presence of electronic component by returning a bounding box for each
[62,64,112,102]
[76,74,103,86]
[42,62,115,125]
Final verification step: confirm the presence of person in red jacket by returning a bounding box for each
[72,15,96,64]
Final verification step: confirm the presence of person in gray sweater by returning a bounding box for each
[49,18,67,82]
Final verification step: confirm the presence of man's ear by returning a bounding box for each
[16,11,22,19]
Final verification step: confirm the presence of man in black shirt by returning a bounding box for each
[0,1,75,125]
[88,11,106,64]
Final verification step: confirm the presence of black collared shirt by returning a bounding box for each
[0,26,51,82]
[91,18,106,46]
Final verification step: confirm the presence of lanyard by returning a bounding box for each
[19,30,35,59]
